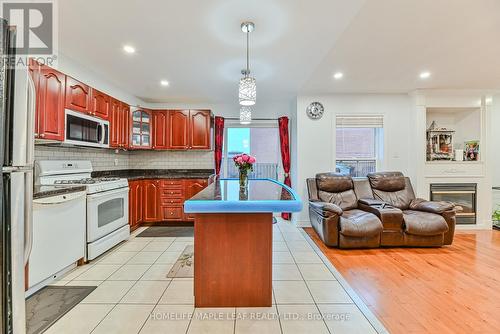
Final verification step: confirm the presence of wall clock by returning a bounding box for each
[306,102,324,120]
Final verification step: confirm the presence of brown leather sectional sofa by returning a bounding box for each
[307,172,456,248]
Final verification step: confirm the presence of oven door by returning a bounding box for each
[86,187,129,243]
[65,109,110,148]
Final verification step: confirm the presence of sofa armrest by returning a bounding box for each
[309,201,343,217]
[409,198,455,214]
[358,198,387,206]
[358,202,404,230]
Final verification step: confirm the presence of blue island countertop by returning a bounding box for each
[184,178,303,213]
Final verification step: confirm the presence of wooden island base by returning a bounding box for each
[194,212,273,308]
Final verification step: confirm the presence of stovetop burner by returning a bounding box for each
[54,177,121,185]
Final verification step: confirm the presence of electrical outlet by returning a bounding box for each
[114,158,119,166]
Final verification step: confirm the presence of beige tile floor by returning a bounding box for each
[45,219,387,334]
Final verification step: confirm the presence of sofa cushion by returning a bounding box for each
[339,209,383,238]
[316,173,353,193]
[318,189,357,211]
[403,210,449,236]
[368,172,406,192]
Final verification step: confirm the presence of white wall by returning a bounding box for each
[295,94,412,225]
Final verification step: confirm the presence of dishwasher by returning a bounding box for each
[27,191,87,296]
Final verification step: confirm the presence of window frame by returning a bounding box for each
[334,115,385,176]
[222,120,282,180]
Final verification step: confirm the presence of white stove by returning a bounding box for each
[35,160,130,260]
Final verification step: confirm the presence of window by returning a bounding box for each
[222,123,281,180]
[335,115,384,177]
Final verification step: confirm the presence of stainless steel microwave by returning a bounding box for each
[64,109,109,148]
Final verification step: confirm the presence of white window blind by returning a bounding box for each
[336,115,384,128]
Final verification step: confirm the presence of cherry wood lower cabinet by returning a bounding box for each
[128,180,143,231]
[128,178,209,227]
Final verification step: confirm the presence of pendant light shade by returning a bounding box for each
[239,76,256,106]
[240,106,252,124]
[239,22,256,106]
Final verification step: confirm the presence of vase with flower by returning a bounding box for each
[233,153,256,189]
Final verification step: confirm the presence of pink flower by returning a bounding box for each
[236,157,244,164]
[242,154,250,162]
[249,157,256,164]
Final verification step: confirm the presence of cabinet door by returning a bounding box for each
[37,65,66,141]
[184,179,208,220]
[120,103,130,148]
[168,110,189,149]
[189,110,212,149]
[129,181,143,229]
[65,76,91,113]
[153,111,168,149]
[28,59,40,138]
[143,180,160,222]
[90,89,110,120]
[109,98,121,148]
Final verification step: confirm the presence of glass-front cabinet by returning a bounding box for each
[130,109,152,149]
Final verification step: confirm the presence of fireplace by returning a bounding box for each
[430,183,477,225]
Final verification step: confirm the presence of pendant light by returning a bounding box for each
[240,106,252,125]
[239,22,256,106]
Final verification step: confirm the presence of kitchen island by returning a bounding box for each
[184,178,302,308]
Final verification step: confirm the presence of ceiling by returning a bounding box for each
[58,0,500,105]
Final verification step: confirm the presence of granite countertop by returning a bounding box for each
[33,185,87,200]
[92,169,215,181]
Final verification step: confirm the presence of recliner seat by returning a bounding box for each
[307,171,457,248]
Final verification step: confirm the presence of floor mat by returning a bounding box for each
[136,226,194,237]
[26,285,96,334]
[167,245,194,278]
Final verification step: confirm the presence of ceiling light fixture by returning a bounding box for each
[333,72,343,80]
[123,45,136,54]
[160,80,169,87]
[240,106,252,124]
[419,71,431,79]
[239,22,256,106]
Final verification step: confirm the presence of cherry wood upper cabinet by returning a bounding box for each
[167,110,190,149]
[153,111,169,149]
[90,89,110,120]
[37,65,66,141]
[189,110,212,149]
[109,98,121,148]
[65,76,91,113]
[142,180,160,222]
[130,109,152,149]
[119,103,130,148]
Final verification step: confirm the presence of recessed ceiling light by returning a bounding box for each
[123,45,136,54]
[333,72,344,80]
[419,71,431,79]
[160,80,169,87]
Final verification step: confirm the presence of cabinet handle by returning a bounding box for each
[170,212,174,215]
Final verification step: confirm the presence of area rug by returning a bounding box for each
[137,226,194,238]
[167,245,194,278]
[26,285,96,334]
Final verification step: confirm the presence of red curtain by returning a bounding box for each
[278,116,292,220]
[214,117,224,175]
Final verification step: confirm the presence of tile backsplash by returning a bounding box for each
[34,146,214,171]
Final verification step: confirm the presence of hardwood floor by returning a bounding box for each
[304,228,500,334]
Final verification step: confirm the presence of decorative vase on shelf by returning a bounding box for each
[233,153,256,190]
